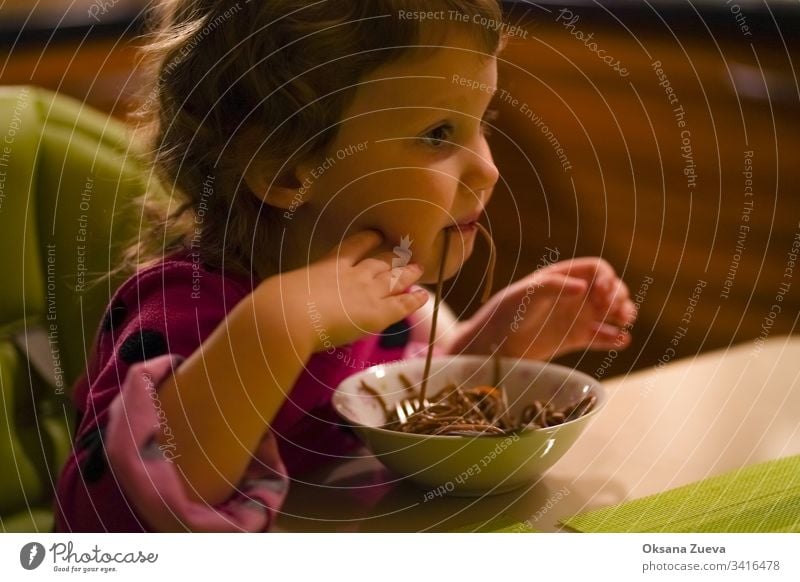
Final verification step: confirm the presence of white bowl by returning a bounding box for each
[333,355,605,496]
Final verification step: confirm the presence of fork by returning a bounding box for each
[394,397,430,424]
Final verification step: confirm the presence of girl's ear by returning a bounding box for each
[243,159,314,210]
[238,127,317,209]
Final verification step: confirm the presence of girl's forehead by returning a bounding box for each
[348,50,497,113]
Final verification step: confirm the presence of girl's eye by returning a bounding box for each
[420,123,454,149]
[481,108,499,138]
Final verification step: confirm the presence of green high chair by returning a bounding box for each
[0,86,147,532]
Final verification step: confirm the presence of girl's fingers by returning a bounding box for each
[614,299,638,326]
[528,273,588,296]
[561,275,589,295]
[587,331,631,351]
[376,263,424,296]
[586,322,631,351]
[592,273,617,302]
[359,251,400,275]
[385,287,430,320]
[591,277,629,310]
[602,311,633,330]
[603,278,636,323]
[545,257,616,284]
[606,279,630,307]
[595,289,636,326]
[329,230,384,264]
[593,321,619,336]
[615,279,631,300]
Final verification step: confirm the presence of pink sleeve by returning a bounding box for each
[104,354,289,532]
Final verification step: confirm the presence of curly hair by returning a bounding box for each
[121,0,506,283]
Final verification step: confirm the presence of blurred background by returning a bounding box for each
[1,0,799,533]
[1,0,798,375]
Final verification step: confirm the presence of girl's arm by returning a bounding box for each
[154,275,314,506]
[55,261,295,532]
[154,231,428,507]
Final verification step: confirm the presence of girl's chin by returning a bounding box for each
[417,232,476,284]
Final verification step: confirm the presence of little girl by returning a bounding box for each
[55,0,636,532]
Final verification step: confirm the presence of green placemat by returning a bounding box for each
[451,512,539,532]
[562,455,800,532]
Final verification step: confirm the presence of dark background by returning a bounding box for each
[2,0,798,379]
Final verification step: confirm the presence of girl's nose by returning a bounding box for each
[466,139,499,196]
[464,136,500,192]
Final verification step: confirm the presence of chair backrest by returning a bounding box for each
[0,86,146,525]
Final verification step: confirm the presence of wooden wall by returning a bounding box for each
[3,4,798,379]
[0,36,141,118]
[453,6,800,377]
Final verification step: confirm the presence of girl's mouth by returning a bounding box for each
[446,210,484,233]
[449,221,478,232]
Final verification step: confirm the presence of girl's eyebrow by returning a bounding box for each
[431,79,494,105]
[482,108,499,121]
[390,87,497,126]
[425,91,469,110]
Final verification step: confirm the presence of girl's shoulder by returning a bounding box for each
[92,248,257,366]
[71,248,258,426]
[111,247,255,309]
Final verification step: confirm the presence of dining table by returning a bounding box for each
[274,335,800,532]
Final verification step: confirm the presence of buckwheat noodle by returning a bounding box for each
[373,222,596,436]
[418,222,496,404]
[417,226,451,405]
[475,222,496,304]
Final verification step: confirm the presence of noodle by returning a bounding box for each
[374,222,596,436]
[418,226,451,405]
[419,222,496,404]
[379,383,596,435]
[474,222,496,304]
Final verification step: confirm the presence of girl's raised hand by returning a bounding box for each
[279,230,429,352]
[506,257,638,359]
[447,257,637,362]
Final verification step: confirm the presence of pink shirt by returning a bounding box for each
[53,248,429,532]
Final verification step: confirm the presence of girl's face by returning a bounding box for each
[288,28,499,285]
